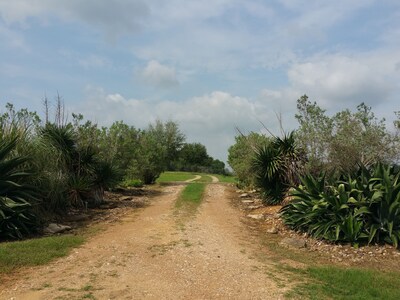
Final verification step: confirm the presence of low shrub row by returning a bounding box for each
[280,164,400,247]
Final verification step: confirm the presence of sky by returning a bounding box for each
[1,0,400,165]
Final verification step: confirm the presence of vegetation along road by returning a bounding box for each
[0,180,285,299]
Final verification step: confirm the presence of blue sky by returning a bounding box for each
[1,0,399,163]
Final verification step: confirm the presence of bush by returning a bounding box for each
[280,163,400,247]
[121,179,144,188]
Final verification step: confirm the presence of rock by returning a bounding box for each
[247,214,264,220]
[241,200,254,204]
[267,227,278,234]
[44,223,72,235]
[280,237,307,249]
[120,196,133,201]
[240,193,250,198]
[247,205,263,210]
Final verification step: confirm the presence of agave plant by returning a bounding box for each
[367,163,400,247]
[281,163,400,247]
[0,137,38,239]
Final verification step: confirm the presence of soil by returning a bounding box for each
[0,183,287,300]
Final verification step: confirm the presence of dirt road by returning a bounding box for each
[1,184,285,299]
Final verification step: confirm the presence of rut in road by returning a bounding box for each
[1,184,286,300]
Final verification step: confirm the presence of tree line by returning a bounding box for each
[0,99,226,239]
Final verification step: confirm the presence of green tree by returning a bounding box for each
[295,95,397,174]
[127,120,184,184]
[295,95,333,173]
[228,132,270,187]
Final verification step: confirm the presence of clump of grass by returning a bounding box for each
[0,235,85,273]
[287,266,400,300]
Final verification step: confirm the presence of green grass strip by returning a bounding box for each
[289,266,400,300]
[178,182,206,204]
[0,235,85,273]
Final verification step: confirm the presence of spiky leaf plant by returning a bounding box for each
[0,137,38,239]
[252,131,305,204]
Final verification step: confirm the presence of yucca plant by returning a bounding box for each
[40,124,96,208]
[0,137,38,239]
[253,131,305,204]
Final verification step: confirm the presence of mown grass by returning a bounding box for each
[157,172,197,182]
[177,183,206,205]
[213,174,237,183]
[287,266,400,300]
[194,175,213,183]
[0,235,85,274]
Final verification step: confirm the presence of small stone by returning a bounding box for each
[280,237,307,249]
[43,223,72,235]
[247,205,263,210]
[246,214,264,220]
[240,193,250,198]
[241,200,254,204]
[267,227,278,234]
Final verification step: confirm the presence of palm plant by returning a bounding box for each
[40,124,95,207]
[252,131,305,204]
[0,137,38,239]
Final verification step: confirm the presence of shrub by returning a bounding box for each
[280,163,400,247]
[121,179,144,188]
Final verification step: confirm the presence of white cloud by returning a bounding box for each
[140,60,179,88]
[0,0,149,39]
[286,52,400,109]
[75,87,286,163]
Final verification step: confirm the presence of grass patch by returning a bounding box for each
[194,175,212,183]
[0,234,85,273]
[177,183,206,205]
[157,172,197,182]
[175,182,206,220]
[287,266,400,300]
[213,174,237,183]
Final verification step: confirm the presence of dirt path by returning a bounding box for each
[208,175,219,183]
[0,184,284,300]
[185,175,201,182]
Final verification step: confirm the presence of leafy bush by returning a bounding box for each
[0,138,38,239]
[280,163,400,247]
[121,179,144,188]
[228,132,270,188]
